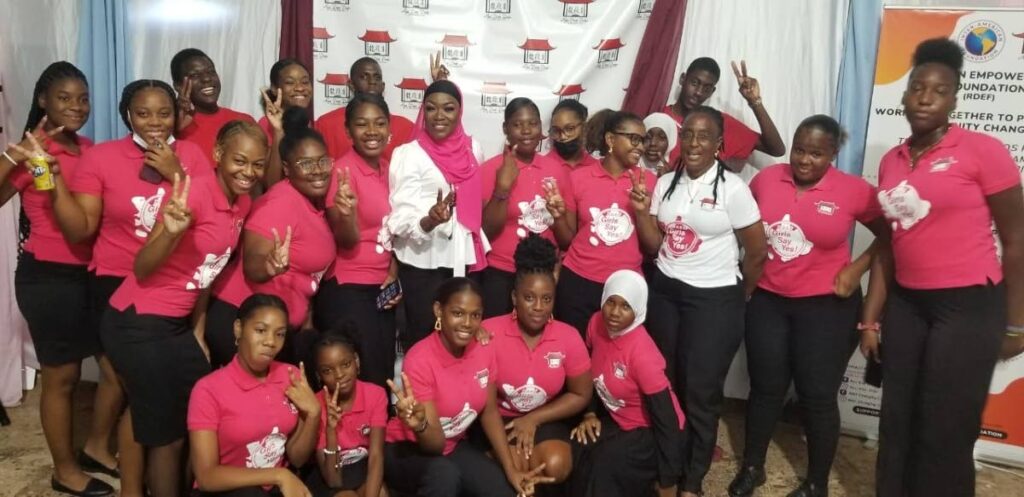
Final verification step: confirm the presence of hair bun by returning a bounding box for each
[282,106,311,135]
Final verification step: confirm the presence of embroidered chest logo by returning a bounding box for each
[815,201,838,216]
[613,361,627,380]
[544,351,565,369]
[245,426,287,469]
[517,194,554,238]
[593,374,626,412]
[186,248,233,290]
[375,216,394,254]
[283,396,298,415]
[928,156,958,173]
[439,402,478,438]
[475,369,490,388]
[660,216,702,257]
[339,447,368,466]
[131,187,166,237]
[500,377,548,413]
[310,269,327,292]
[764,214,813,262]
[360,423,371,436]
[878,180,932,231]
[588,203,634,246]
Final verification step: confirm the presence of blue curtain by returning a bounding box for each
[77,0,132,142]
[835,0,884,177]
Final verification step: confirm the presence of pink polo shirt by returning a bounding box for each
[663,105,759,165]
[176,107,255,166]
[877,125,1020,289]
[10,135,94,265]
[586,314,684,431]
[316,381,388,466]
[385,333,497,455]
[325,151,392,285]
[483,314,590,418]
[542,151,600,177]
[109,172,250,317]
[481,153,570,272]
[750,165,882,297]
[212,180,334,328]
[562,164,656,283]
[188,357,299,470]
[315,108,415,162]
[69,135,211,277]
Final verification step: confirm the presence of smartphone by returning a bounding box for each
[864,344,883,387]
[139,164,163,184]
[376,279,403,311]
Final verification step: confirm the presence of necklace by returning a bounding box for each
[908,125,949,168]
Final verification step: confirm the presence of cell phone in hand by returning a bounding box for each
[139,164,163,185]
[376,279,403,311]
[864,344,883,388]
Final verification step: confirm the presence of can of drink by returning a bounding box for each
[28,156,55,191]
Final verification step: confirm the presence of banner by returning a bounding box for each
[312,0,655,159]
[844,6,1024,467]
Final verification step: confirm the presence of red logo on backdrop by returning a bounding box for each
[637,0,654,18]
[358,30,398,60]
[554,84,585,102]
[519,38,555,70]
[318,73,352,106]
[594,38,625,68]
[559,0,594,24]
[402,0,428,15]
[323,0,350,12]
[395,77,429,108]
[438,34,473,67]
[312,27,335,60]
[480,82,512,113]
[484,0,512,18]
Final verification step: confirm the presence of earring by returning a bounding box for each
[548,315,554,324]
[511,309,518,320]
[234,337,239,346]
[434,317,442,331]
[714,150,720,159]
[609,144,614,154]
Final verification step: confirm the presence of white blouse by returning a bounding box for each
[386,140,488,276]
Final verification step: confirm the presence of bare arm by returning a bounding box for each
[736,222,767,298]
[190,430,304,493]
[989,186,1024,358]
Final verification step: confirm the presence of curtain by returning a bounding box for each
[280,0,312,114]
[77,0,133,142]
[835,0,883,176]
[621,0,688,117]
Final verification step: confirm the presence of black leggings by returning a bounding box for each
[481,266,515,319]
[313,279,397,390]
[554,267,604,338]
[741,289,860,485]
[570,420,658,497]
[384,441,514,497]
[396,262,454,353]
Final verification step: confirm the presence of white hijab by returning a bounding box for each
[600,270,648,337]
[642,112,679,171]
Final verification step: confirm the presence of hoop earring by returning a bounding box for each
[434,317,442,331]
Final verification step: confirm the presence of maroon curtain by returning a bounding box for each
[621,0,688,117]
[280,0,314,111]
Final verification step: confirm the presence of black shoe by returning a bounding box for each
[728,465,766,497]
[77,450,120,478]
[51,476,115,497]
[786,481,828,497]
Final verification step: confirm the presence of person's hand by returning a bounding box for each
[176,77,196,132]
[505,415,538,460]
[1000,334,1024,360]
[570,413,601,444]
[379,272,402,310]
[627,170,651,212]
[494,143,520,196]
[541,179,566,220]
[430,51,450,82]
[860,329,881,364]
[833,263,861,298]
[506,463,555,497]
[285,362,320,417]
[262,87,284,132]
[265,226,292,277]
[657,485,678,497]
[731,60,763,106]
[7,130,62,178]
[388,372,426,431]
[475,326,492,345]
[276,469,312,497]
[422,188,454,232]
[333,167,358,217]
[144,137,184,181]
[3,116,64,165]
[161,174,193,235]
[324,383,342,429]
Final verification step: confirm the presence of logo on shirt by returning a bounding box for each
[284,396,298,415]
[186,248,233,291]
[659,216,702,257]
[131,187,166,237]
[439,402,478,438]
[765,214,814,263]
[878,180,932,231]
[310,269,327,292]
[360,423,371,436]
[612,361,627,380]
[815,201,838,216]
[928,156,958,173]
[376,218,394,254]
[475,369,490,389]
[593,374,626,412]
[339,446,368,466]
[516,194,554,238]
[245,426,287,469]
[544,351,565,369]
[588,203,634,247]
[501,377,548,413]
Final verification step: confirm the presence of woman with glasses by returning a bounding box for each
[207,107,335,367]
[544,99,599,175]
[547,111,657,337]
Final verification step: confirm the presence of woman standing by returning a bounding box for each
[480,97,569,318]
[633,106,767,497]
[386,80,486,351]
[862,38,1024,497]
[543,100,598,175]
[569,270,683,497]
[259,58,313,186]
[728,116,885,497]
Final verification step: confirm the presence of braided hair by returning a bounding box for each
[514,234,558,287]
[662,105,727,204]
[118,79,179,131]
[23,61,88,133]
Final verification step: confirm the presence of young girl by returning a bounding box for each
[260,58,313,186]
[189,294,320,497]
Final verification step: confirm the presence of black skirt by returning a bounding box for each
[15,251,97,365]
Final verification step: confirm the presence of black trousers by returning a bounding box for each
[877,283,1006,497]
[741,289,860,485]
[396,262,456,353]
[481,266,516,319]
[313,278,397,390]
[554,267,604,338]
[645,268,744,494]
[384,441,514,497]
[569,419,658,497]
[206,297,317,379]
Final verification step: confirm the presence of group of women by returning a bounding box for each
[3,36,1022,497]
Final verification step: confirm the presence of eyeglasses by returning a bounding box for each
[292,157,332,173]
[612,131,651,147]
[548,123,582,140]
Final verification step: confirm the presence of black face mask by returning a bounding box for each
[552,139,581,160]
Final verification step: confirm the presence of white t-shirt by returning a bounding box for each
[649,164,761,288]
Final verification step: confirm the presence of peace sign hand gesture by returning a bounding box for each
[266,226,292,277]
[285,362,320,417]
[541,178,566,220]
[627,170,651,212]
[324,382,343,429]
[387,372,426,432]
[507,463,556,497]
[430,51,450,82]
[176,77,196,132]
[731,60,762,106]
[423,188,454,231]
[162,173,193,235]
[333,167,358,217]
[262,87,285,132]
[7,129,60,175]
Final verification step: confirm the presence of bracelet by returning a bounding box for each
[748,98,763,108]
[413,418,429,433]
[857,322,881,333]
[322,446,340,455]
[2,151,17,166]
[492,190,510,201]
